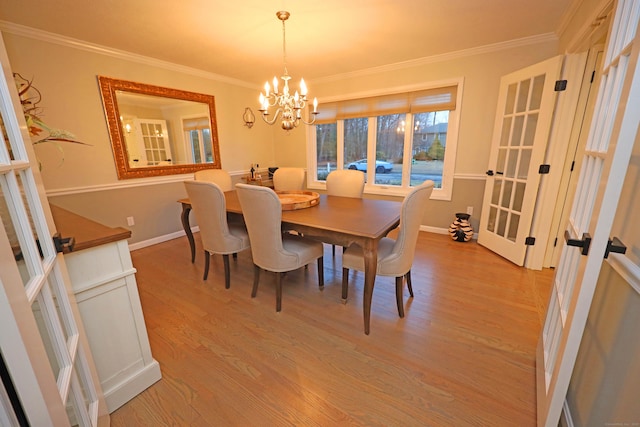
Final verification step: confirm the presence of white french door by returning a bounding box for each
[136,118,172,165]
[0,37,108,425]
[478,56,564,265]
[537,1,640,425]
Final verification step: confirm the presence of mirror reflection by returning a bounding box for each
[98,76,221,179]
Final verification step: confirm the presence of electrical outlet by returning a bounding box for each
[126,216,135,226]
[466,206,474,216]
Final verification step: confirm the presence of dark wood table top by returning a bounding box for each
[223,191,401,240]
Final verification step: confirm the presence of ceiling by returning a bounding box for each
[0,0,574,87]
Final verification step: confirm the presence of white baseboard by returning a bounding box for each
[128,226,199,251]
[104,360,162,413]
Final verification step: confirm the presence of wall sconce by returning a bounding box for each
[243,107,255,128]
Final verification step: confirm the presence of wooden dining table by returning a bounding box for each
[178,191,402,334]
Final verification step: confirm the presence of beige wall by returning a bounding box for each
[3,28,559,243]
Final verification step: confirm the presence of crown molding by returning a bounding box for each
[314,33,559,84]
[1,19,559,89]
[0,20,257,89]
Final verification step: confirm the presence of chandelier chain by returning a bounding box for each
[281,17,288,77]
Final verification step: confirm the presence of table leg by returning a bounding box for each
[181,203,196,263]
[362,239,378,335]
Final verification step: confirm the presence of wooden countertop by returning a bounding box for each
[50,205,131,252]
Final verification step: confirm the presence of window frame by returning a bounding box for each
[306,78,463,201]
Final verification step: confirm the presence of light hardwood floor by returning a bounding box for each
[110,231,553,426]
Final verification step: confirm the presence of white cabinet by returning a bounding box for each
[52,206,161,413]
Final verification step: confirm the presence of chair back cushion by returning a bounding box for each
[184,181,248,254]
[326,170,365,198]
[236,184,308,271]
[272,167,305,191]
[378,180,435,276]
[194,169,233,192]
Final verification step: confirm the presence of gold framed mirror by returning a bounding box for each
[98,76,222,179]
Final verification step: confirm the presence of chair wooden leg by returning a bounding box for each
[232,252,238,259]
[251,264,260,297]
[222,254,230,289]
[406,270,414,297]
[275,272,283,312]
[317,256,324,288]
[395,276,405,318]
[342,268,349,300]
[203,250,211,280]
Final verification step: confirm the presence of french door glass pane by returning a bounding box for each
[488,206,497,232]
[491,179,502,205]
[516,79,531,113]
[410,111,447,188]
[529,75,545,109]
[1,114,15,160]
[523,113,539,146]
[0,173,45,287]
[504,83,517,114]
[500,117,512,146]
[507,214,520,241]
[316,123,337,180]
[512,116,524,146]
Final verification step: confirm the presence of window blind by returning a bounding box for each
[315,85,457,124]
[183,116,210,131]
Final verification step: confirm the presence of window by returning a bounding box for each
[183,116,214,164]
[308,81,461,200]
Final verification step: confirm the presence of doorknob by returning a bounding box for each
[604,236,627,259]
[564,230,592,256]
[486,170,494,176]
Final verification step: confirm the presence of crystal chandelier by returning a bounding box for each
[259,11,318,130]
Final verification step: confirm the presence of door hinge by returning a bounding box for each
[525,237,536,246]
[553,237,558,247]
[591,70,595,83]
[570,160,575,171]
[539,164,551,174]
[555,80,568,91]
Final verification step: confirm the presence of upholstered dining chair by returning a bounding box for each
[235,183,324,312]
[272,167,305,191]
[184,181,250,288]
[326,169,366,255]
[194,168,233,192]
[341,180,434,318]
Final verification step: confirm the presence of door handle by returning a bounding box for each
[604,236,627,259]
[486,170,494,176]
[564,230,591,256]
